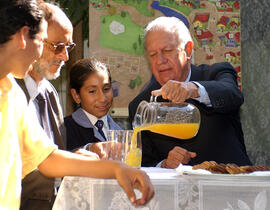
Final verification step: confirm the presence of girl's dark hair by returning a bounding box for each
[69,58,112,93]
[0,0,45,45]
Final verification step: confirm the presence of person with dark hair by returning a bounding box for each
[0,0,45,45]
[64,58,122,158]
[0,1,154,209]
[129,16,251,168]
[15,3,73,210]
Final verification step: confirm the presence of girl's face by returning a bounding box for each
[75,71,113,118]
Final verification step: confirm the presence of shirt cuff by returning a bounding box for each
[156,160,163,168]
[83,143,93,151]
[191,81,212,107]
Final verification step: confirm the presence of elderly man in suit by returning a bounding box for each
[129,16,251,169]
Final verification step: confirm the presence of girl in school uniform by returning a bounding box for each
[65,58,122,157]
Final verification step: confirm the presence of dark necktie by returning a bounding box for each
[36,92,52,139]
[95,120,106,140]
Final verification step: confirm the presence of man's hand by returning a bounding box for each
[151,80,199,103]
[90,142,122,160]
[161,146,196,169]
[115,164,155,206]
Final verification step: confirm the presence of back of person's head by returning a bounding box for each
[0,0,45,45]
[144,16,193,50]
[70,58,112,93]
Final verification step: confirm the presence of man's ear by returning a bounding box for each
[184,41,193,58]
[18,26,29,49]
[71,88,81,104]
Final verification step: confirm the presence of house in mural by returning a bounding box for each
[219,32,240,47]
[230,21,238,30]
[225,51,236,64]
[235,51,241,64]
[206,54,213,60]
[181,0,199,9]
[195,30,214,46]
[216,16,229,32]
[216,1,234,12]
[233,1,240,10]
[219,1,230,9]
[234,32,240,43]
[193,13,209,30]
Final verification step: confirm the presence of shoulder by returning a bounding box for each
[68,108,93,128]
[195,62,236,73]
[107,114,122,130]
[64,115,73,123]
[192,62,237,80]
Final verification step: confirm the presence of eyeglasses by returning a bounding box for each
[44,40,76,54]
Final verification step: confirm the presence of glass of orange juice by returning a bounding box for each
[107,130,142,168]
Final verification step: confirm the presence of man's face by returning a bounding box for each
[145,30,190,86]
[12,19,48,79]
[34,21,73,80]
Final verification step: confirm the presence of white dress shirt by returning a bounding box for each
[24,74,55,143]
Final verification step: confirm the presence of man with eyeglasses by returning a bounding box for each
[16,3,75,210]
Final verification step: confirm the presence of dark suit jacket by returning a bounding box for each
[128,62,251,167]
[64,108,122,151]
[17,78,66,210]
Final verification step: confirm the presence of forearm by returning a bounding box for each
[38,149,120,179]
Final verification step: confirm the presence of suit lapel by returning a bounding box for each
[45,90,65,149]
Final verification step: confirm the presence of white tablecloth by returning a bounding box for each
[53,167,270,210]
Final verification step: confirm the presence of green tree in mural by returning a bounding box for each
[121,11,126,18]
[133,42,137,51]
[138,35,142,46]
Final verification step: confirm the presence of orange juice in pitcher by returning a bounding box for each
[132,100,201,140]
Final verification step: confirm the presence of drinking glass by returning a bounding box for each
[107,130,142,168]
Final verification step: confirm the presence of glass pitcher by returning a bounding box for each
[132,96,201,139]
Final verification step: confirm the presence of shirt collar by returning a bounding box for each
[24,74,48,99]
[185,68,191,82]
[82,109,108,130]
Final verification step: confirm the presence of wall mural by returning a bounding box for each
[89,0,241,116]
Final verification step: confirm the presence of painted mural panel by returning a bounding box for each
[89,0,241,116]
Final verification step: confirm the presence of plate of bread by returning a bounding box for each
[176,161,270,180]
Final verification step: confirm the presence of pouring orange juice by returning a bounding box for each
[125,100,200,167]
[132,100,201,140]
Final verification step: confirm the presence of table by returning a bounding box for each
[53,167,270,210]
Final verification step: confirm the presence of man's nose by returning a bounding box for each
[156,52,167,64]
